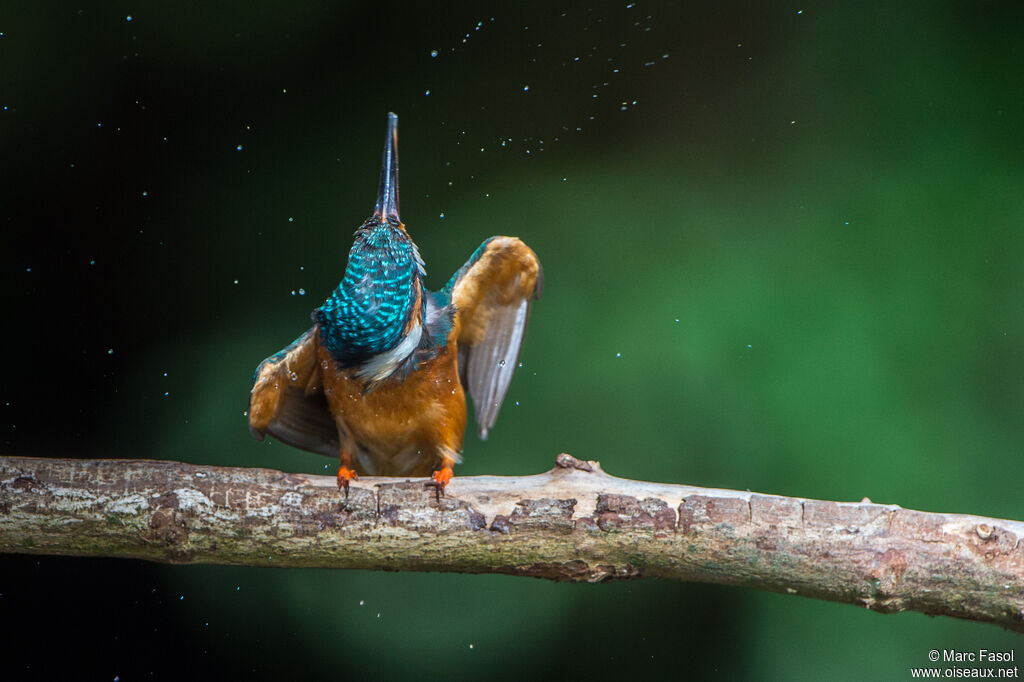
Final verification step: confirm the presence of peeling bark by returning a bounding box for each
[0,454,1021,631]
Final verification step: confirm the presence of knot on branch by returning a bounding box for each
[554,453,599,473]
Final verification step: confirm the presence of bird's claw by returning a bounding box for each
[337,466,358,497]
[426,467,453,501]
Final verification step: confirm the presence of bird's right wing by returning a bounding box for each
[445,236,542,439]
[248,327,339,457]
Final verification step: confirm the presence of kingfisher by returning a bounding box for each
[248,113,542,493]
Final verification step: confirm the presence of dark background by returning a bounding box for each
[2,1,1022,679]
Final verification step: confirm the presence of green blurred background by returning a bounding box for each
[2,1,1022,678]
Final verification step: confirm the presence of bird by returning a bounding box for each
[247,112,542,494]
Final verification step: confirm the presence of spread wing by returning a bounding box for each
[248,327,339,457]
[446,236,543,439]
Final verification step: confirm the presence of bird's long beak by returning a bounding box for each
[373,112,400,224]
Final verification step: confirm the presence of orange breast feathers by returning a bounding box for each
[315,339,467,476]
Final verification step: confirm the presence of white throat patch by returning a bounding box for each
[355,322,422,384]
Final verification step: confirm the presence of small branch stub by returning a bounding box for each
[0,454,1022,632]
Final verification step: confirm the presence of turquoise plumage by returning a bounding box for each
[314,216,426,366]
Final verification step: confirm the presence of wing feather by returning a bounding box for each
[448,236,542,439]
[248,327,338,457]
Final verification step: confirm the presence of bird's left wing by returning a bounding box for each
[248,327,339,457]
[445,236,543,439]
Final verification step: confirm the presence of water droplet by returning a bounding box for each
[498,359,506,367]
[236,144,243,151]
[424,90,430,96]
[439,212,445,219]
[615,352,621,358]
[298,288,305,295]
[107,348,114,355]
[359,600,365,606]
[430,49,438,58]
[523,85,530,92]
[288,217,294,222]
[125,15,132,22]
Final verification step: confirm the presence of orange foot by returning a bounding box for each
[426,466,453,499]
[337,465,358,494]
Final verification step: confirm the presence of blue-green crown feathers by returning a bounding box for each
[314,218,425,366]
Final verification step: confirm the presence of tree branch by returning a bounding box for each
[1,454,1021,631]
